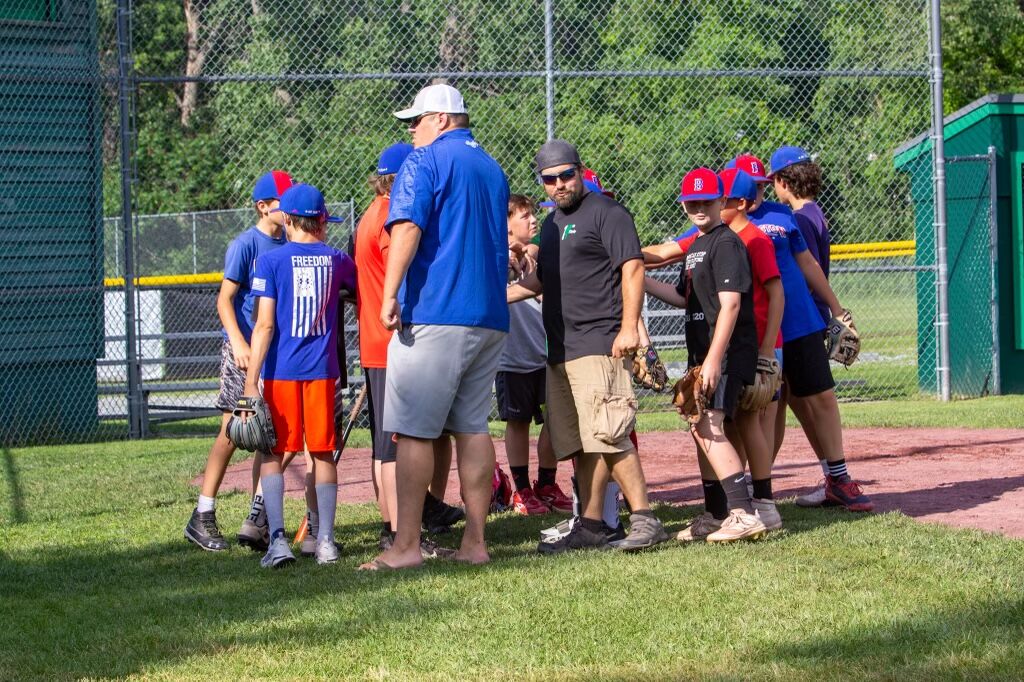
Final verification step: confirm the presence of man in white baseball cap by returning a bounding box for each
[393,83,467,121]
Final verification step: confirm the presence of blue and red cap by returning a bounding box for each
[377,142,413,175]
[724,154,770,183]
[677,167,723,202]
[252,170,294,201]
[582,168,615,198]
[274,183,343,223]
[719,168,758,201]
[768,145,812,177]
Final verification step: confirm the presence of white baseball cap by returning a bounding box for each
[393,84,467,120]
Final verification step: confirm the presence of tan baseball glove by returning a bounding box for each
[739,354,782,412]
[632,345,669,393]
[827,308,861,367]
[672,364,705,425]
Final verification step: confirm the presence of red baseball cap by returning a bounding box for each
[725,154,770,183]
[582,168,615,198]
[677,167,723,202]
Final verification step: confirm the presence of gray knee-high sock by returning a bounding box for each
[261,473,285,540]
[315,483,338,544]
[603,482,621,528]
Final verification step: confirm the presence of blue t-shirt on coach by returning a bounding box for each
[748,201,825,340]
[222,226,287,342]
[251,241,357,381]
[386,128,510,332]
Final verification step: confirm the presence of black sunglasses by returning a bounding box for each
[410,112,440,127]
[539,167,579,185]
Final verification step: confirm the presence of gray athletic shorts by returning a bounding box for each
[383,324,507,438]
[215,340,246,412]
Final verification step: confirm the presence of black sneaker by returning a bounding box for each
[185,509,228,551]
[419,536,456,559]
[422,493,466,533]
[538,522,611,555]
[378,529,395,551]
[603,521,627,543]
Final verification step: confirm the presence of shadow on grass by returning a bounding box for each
[1,448,26,524]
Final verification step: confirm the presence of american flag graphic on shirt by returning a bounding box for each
[291,255,333,338]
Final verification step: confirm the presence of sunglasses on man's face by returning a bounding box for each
[410,112,439,128]
[539,167,579,185]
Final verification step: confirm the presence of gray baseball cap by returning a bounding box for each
[534,139,581,172]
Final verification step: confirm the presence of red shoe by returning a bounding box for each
[512,487,550,515]
[534,481,574,514]
[825,475,874,512]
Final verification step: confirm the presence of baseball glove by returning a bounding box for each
[632,345,669,393]
[826,308,861,367]
[671,364,705,425]
[227,395,277,453]
[739,354,782,412]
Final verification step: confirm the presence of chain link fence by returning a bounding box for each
[2,0,967,444]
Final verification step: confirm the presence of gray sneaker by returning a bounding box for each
[238,518,269,552]
[260,535,296,569]
[752,498,783,531]
[675,512,722,542]
[420,536,456,559]
[315,538,340,565]
[609,513,668,551]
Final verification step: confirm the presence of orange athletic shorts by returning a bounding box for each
[263,378,336,454]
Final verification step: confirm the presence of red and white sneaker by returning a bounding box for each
[512,487,550,515]
[534,481,573,514]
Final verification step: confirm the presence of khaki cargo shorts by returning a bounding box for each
[545,354,638,459]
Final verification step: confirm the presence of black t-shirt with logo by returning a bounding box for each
[536,191,643,364]
[676,223,757,382]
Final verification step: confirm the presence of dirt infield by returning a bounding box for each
[202,427,1024,539]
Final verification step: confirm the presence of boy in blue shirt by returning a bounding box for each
[245,184,357,567]
[185,170,293,552]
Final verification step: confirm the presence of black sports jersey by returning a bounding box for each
[676,224,757,382]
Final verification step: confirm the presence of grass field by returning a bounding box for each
[3,398,1023,680]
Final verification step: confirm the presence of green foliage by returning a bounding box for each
[96,0,1024,265]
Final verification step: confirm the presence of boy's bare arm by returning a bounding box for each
[701,291,741,393]
[644,276,686,308]
[216,278,250,369]
[244,296,276,396]
[761,277,785,358]
[507,271,542,303]
[643,241,685,269]
[795,250,843,317]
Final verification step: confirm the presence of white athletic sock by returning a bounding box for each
[261,473,286,539]
[315,484,337,545]
[819,459,829,477]
[197,495,216,513]
[603,482,621,528]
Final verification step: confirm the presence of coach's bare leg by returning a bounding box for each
[200,413,236,498]
[789,390,842,462]
[537,425,558,470]
[604,450,652,512]
[575,453,606,521]
[430,436,453,499]
[367,435,432,569]
[452,432,495,564]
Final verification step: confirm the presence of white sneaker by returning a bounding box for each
[540,516,577,542]
[675,512,723,542]
[315,538,340,565]
[706,510,768,543]
[752,498,783,531]
[260,536,296,569]
[796,480,828,507]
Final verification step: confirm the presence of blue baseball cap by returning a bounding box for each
[768,146,812,177]
[677,167,723,202]
[273,184,343,223]
[377,142,413,175]
[252,170,294,201]
[719,168,758,201]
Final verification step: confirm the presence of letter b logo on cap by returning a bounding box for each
[694,178,704,191]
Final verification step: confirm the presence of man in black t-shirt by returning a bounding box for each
[508,139,667,553]
[643,167,766,543]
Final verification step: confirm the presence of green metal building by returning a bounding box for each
[894,94,1024,396]
[0,0,104,443]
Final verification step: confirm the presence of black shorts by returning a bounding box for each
[782,330,835,398]
[495,369,545,424]
[706,373,746,422]
[365,367,397,463]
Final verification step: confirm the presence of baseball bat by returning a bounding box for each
[293,382,369,544]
